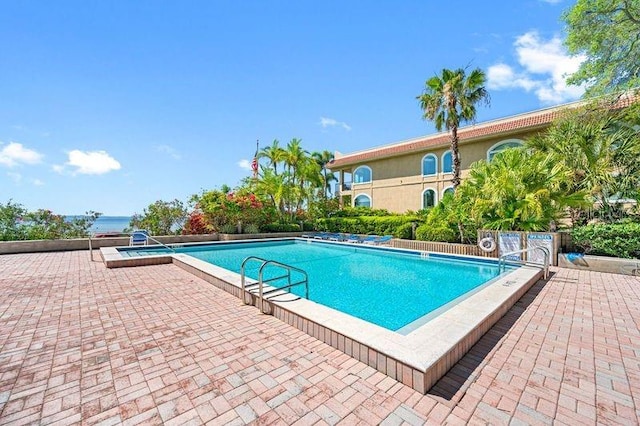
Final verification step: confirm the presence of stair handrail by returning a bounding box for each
[240,256,309,314]
[498,246,550,279]
[241,256,268,305]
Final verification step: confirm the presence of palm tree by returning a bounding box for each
[283,138,308,215]
[526,104,640,223]
[311,150,336,199]
[417,67,490,189]
[258,139,286,175]
[254,168,287,218]
[284,138,307,177]
[458,149,588,231]
[295,156,322,216]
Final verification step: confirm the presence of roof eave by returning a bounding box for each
[328,122,549,169]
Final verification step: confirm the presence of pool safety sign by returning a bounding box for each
[499,233,522,260]
[527,234,553,264]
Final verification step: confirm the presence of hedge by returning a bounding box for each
[415,224,458,243]
[330,207,394,217]
[571,222,640,259]
[315,216,419,238]
[261,223,302,232]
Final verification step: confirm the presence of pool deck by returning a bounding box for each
[1,251,639,425]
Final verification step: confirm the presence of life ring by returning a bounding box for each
[479,236,496,253]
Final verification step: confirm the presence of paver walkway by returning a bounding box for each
[0,250,639,425]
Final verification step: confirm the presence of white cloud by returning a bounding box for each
[55,150,121,175]
[7,171,22,183]
[237,159,252,171]
[487,31,586,104]
[32,178,44,186]
[0,142,44,167]
[319,117,352,131]
[156,144,182,160]
[487,63,540,93]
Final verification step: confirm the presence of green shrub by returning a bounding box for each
[261,223,301,232]
[413,193,478,243]
[315,216,418,236]
[415,224,458,243]
[571,223,640,259]
[242,223,260,234]
[219,223,237,234]
[331,207,394,217]
[394,222,414,239]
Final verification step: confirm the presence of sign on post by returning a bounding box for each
[499,232,522,260]
[526,233,553,264]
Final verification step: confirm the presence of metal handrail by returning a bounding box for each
[144,234,176,253]
[240,256,309,314]
[241,256,267,304]
[128,231,176,253]
[498,246,550,279]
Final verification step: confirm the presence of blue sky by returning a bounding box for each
[0,0,584,216]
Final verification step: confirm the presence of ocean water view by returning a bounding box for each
[89,216,132,234]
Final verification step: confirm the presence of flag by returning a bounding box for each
[251,140,259,178]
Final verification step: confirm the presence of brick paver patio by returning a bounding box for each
[1,250,639,425]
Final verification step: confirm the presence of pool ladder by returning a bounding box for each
[240,256,309,314]
[498,246,550,279]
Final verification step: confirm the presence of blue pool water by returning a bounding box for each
[120,240,509,331]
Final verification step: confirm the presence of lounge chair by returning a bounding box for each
[362,235,393,245]
[345,234,362,243]
[313,232,330,240]
[373,235,393,245]
[129,230,149,246]
[328,233,345,241]
[361,235,379,244]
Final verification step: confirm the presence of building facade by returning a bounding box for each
[329,100,582,213]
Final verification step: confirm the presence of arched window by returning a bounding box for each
[442,151,452,174]
[422,154,437,176]
[422,189,437,208]
[354,194,371,208]
[353,166,372,184]
[442,186,454,198]
[487,139,524,162]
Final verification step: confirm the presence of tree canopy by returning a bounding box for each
[527,101,640,222]
[564,0,640,95]
[417,67,490,189]
[129,199,187,235]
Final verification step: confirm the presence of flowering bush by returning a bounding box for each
[189,188,274,233]
[182,211,213,234]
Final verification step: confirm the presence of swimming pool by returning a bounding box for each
[118,239,512,332]
[105,237,543,393]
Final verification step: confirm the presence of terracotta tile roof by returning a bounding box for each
[329,94,637,169]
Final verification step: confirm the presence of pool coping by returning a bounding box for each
[100,238,543,393]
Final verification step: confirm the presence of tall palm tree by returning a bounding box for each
[254,168,287,218]
[311,150,336,199]
[295,156,322,216]
[417,67,490,189]
[283,138,308,214]
[284,138,307,177]
[257,139,286,175]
